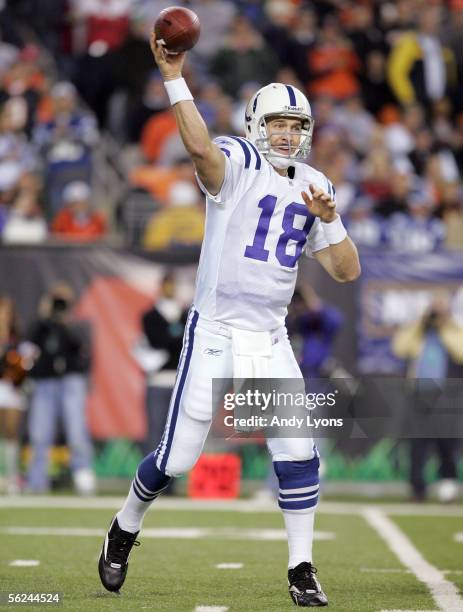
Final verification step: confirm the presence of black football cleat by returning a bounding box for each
[98,516,140,593]
[288,562,328,607]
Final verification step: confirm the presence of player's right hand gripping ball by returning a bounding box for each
[154,6,200,53]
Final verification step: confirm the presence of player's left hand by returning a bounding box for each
[301,184,337,223]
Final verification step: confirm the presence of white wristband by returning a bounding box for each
[321,214,347,245]
[164,77,193,106]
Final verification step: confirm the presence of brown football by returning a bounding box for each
[154,6,201,53]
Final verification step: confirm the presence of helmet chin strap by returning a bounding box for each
[266,151,293,170]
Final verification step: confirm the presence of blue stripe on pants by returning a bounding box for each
[156,308,199,473]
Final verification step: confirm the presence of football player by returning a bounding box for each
[98,33,361,607]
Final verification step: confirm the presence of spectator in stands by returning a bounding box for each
[51,180,106,242]
[408,128,435,177]
[0,160,21,233]
[143,180,204,251]
[336,95,375,156]
[440,181,463,250]
[374,167,412,217]
[384,103,425,161]
[26,283,96,495]
[111,16,162,141]
[360,50,397,119]
[2,171,47,244]
[0,97,37,171]
[392,293,463,502]
[209,95,237,138]
[311,125,344,179]
[140,108,177,164]
[378,0,416,41]
[231,80,261,135]
[360,142,393,204]
[346,3,386,68]
[325,149,357,215]
[0,296,27,494]
[134,271,189,456]
[287,285,344,379]
[262,0,296,69]
[445,0,463,113]
[0,44,45,137]
[308,14,360,101]
[210,15,278,97]
[285,6,316,86]
[128,71,169,142]
[386,187,445,253]
[70,0,132,126]
[387,4,457,110]
[33,81,99,215]
[345,196,386,250]
[0,31,20,75]
[129,156,195,206]
[188,0,237,64]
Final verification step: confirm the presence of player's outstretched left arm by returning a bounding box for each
[150,33,225,196]
[302,185,361,283]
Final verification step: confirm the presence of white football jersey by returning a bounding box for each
[194,136,335,331]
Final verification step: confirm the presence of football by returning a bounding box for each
[154,6,201,53]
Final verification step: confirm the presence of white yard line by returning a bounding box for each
[194,607,229,612]
[215,563,243,569]
[1,496,463,517]
[454,533,463,543]
[361,568,410,573]
[364,508,463,612]
[0,526,333,541]
[9,559,40,567]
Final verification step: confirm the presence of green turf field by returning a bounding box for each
[0,498,462,611]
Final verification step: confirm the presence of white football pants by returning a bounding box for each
[153,308,316,476]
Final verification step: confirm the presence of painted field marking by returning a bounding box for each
[215,563,243,569]
[454,533,463,543]
[9,560,40,567]
[1,497,463,517]
[0,526,334,542]
[364,508,463,612]
[361,568,410,574]
[195,607,229,612]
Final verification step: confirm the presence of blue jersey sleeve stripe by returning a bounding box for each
[285,84,297,106]
[238,137,261,170]
[229,136,251,169]
[220,147,231,157]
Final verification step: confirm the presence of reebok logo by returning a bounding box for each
[203,348,223,357]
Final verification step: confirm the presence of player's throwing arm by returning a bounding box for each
[150,31,225,197]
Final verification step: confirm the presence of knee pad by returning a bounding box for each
[133,453,172,502]
[163,450,199,477]
[273,456,320,512]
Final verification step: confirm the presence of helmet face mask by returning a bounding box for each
[245,83,314,168]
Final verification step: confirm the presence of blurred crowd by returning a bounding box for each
[0,0,462,252]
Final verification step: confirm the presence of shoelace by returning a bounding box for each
[109,535,140,565]
[290,563,319,592]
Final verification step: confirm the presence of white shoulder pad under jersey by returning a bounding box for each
[196,136,262,205]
